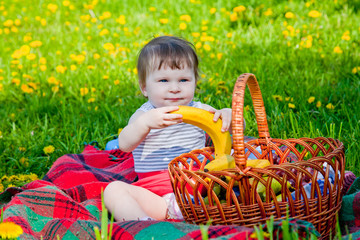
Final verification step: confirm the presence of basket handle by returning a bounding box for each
[232,73,271,170]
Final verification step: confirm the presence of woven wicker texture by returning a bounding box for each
[168,73,345,239]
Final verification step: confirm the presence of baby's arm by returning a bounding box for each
[118,105,183,152]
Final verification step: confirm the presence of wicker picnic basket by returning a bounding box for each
[168,73,345,239]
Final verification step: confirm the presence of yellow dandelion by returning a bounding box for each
[352,66,360,74]
[52,86,59,93]
[308,96,315,103]
[11,78,20,85]
[103,43,115,51]
[308,10,321,18]
[203,44,211,51]
[264,8,273,16]
[288,103,296,109]
[233,5,246,12]
[114,79,120,85]
[88,97,96,103]
[80,87,89,96]
[0,83,3,92]
[56,65,66,73]
[3,19,14,27]
[192,32,200,38]
[39,57,47,65]
[226,32,233,38]
[210,8,216,14]
[149,7,156,12]
[341,31,350,41]
[40,19,47,26]
[0,183,3,192]
[333,46,343,54]
[47,3,58,13]
[70,65,77,71]
[285,12,295,19]
[21,84,34,93]
[179,22,187,30]
[116,15,126,25]
[102,11,111,19]
[40,65,47,71]
[87,65,95,70]
[180,15,191,22]
[272,95,283,101]
[0,222,23,238]
[118,128,123,134]
[29,40,42,48]
[316,101,321,108]
[75,54,85,63]
[230,12,238,22]
[99,28,109,36]
[217,53,223,60]
[43,145,55,154]
[63,1,70,7]
[26,53,36,61]
[326,103,335,110]
[103,75,109,80]
[195,42,202,49]
[159,18,168,24]
[93,53,100,59]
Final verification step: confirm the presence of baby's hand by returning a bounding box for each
[208,107,232,132]
[143,106,183,129]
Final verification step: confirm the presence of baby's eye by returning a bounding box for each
[179,79,189,82]
[159,79,168,82]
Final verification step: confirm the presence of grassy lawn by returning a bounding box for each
[0,0,359,185]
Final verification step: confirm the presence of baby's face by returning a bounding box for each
[141,65,196,108]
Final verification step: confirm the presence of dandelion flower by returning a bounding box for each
[285,12,295,19]
[56,65,66,73]
[80,87,89,96]
[0,222,23,238]
[308,10,321,18]
[316,101,321,108]
[210,8,216,14]
[30,40,42,48]
[116,15,126,25]
[114,80,120,85]
[308,96,315,103]
[230,12,238,22]
[272,95,283,101]
[179,22,187,30]
[326,103,335,110]
[43,145,55,154]
[264,8,273,16]
[159,18,168,24]
[333,46,343,54]
[47,3,58,13]
[180,15,191,22]
[149,7,156,12]
[288,103,296,109]
[203,44,211,51]
[352,67,360,74]
[103,43,115,51]
[233,5,246,12]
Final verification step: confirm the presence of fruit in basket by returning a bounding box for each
[250,176,292,201]
[170,106,232,158]
[204,156,271,172]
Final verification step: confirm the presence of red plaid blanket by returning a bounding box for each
[0,143,320,239]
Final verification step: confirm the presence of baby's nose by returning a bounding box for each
[169,83,180,92]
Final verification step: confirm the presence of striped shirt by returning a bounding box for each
[132,101,205,173]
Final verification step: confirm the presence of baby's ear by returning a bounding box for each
[139,84,148,97]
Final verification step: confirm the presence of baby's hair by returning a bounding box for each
[137,36,199,87]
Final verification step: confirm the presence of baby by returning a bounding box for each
[104,35,232,221]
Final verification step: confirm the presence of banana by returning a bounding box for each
[205,157,271,172]
[171,106,232,158]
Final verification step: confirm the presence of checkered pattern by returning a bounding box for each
[0,142,321,239]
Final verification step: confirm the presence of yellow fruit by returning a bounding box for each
[171,106,232,159]
[204,154,235,171]
[205,157,270,172]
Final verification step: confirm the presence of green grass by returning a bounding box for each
[0,0,359,181]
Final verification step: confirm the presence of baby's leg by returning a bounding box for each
[104,181,167,221]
